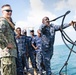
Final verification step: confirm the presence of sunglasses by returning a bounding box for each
[4,10,12,12]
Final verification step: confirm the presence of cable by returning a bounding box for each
[50,10,76,75]
[58,11,76,75]
[59,39,76,75]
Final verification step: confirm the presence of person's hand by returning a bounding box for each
[72,21,76,27]
[35,47,38,50]
[7,43,13,49]
[69,21,76,26]
[15,34,20,38]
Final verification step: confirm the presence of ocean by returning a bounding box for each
[51,44,76,75]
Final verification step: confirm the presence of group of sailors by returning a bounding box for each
[15,27,45,75]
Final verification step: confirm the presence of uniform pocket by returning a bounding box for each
[1,58,12,65]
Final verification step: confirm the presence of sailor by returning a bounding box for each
[32,30,43,74]
[39,16,74,75]
[0,4,17,75]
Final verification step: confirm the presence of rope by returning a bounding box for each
[58,11,76,75]
[50,10,76,75]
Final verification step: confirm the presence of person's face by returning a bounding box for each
[37,32,41,37]
[43,17,50,25]
[30,32,34,36]
[16,29,21,35]
[2,6,12,18]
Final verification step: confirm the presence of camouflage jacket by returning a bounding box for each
[0,17,17,58]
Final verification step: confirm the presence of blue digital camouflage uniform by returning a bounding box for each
[0,17,17,75]
[31,35,37,68]
[15,35,29,75]
[26,36,36,68]
[39,23,70,75]
[32,35,42,74]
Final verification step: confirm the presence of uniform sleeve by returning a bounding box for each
[31,37,35,44]
[0,20,8,49]
[53,23,70,31]
[25,36,27,46]
[39,24,44,31]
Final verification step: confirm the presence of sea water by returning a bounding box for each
[51,44,76,75]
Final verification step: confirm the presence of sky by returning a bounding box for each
[0,0,76,45]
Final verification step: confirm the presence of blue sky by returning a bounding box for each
[0,0,76,45]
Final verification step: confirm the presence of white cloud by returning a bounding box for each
[55,0,76,11]
[73,11,76,20]
[29,0,44,11]
[27,0,56,27]
[27,10,56,26]
[55,0,67,10]
[68,0,76,10]
[16,0,56,31]
[15,21,28,30]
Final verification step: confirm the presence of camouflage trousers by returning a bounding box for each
[36,51,42,73]
[1,57,17,75]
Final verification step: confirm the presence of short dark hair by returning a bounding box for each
[1,4,11,8]
[16,27,21,31]
[30,30,34,32]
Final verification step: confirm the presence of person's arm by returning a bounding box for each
[0,19,8,49]
[0,19,13,49]
[39,24,47,34]
[54,21,74,31]
[32,43,38,50]
[25,42,29,56]
[25,36,29,56]
[31,38,38,50]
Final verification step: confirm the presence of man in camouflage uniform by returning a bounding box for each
[32,30,43,74]
[39,16,74,75]
[0,4,17,75]
[15,27,29,75]
[29,30,37,74]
